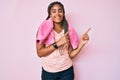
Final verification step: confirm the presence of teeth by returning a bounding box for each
[56,16,60,17]
[56,16,60,18]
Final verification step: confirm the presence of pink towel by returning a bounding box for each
[36,18,79,49]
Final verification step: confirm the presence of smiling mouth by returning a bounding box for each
[55,16,63,20]
[55,16,61,19]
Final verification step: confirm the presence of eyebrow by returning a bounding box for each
[51,8,63,11]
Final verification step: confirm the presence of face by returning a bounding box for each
[50,4,64,24]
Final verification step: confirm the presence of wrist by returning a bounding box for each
[56,41,61,47]
[79,42,85,47]
[52,42,59,49]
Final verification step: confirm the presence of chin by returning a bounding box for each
[53,20,63,23]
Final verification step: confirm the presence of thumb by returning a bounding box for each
[64,31,69,36]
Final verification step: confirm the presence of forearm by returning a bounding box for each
[37,43,56,57]
[37,32,70,57]
[37,41,62,57]
[69,42,85,59]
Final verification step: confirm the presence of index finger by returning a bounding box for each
[64,31,69,36]
[84,28,91,34]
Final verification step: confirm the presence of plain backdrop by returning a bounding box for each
[0,0,120,80]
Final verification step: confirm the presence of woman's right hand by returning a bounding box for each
[56,32,69,47]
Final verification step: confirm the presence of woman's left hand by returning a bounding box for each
[80,28,91,45]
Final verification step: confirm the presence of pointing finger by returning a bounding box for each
[64,31,69,36]
[85,28,91,34]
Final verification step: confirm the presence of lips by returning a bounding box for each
[55,16,61,19]
[52,15,63,23]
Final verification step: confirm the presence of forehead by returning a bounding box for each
[51,4,63,10]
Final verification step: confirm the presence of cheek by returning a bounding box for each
[50,15,55,21]
[50,14,55,18]
[60,13,64,16]
[60,13,64,18]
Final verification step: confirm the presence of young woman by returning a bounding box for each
[36,1,90,80]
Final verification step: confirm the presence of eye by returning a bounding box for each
[59,9,63,13]
[51,9,56,13]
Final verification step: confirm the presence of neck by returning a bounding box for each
[53,23,63,33]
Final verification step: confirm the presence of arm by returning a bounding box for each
[36,32,69,57]
[69,28,90,59]
[69,42,85,59]
[36,42,56,57]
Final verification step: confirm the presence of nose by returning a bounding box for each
[56,12,60,16]
[55,10,61,16]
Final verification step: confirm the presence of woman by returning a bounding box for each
[36,1,90,80]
